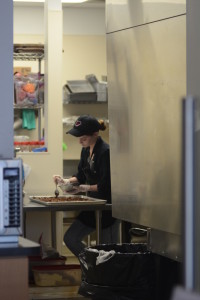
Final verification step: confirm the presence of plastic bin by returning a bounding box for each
[32,264,81,287]
[78,243,156,300]
[29,255,66,266]
[28,255,66,283]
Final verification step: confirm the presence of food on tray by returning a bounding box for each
[29,195,106,206]
[31,196,91,202]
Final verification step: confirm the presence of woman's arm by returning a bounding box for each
[68,176,79,184]
[88,184,98,192]
[71,183,98,193]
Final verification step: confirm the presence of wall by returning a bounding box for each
[14,5,105,35]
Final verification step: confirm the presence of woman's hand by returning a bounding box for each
[64,184,90,195]
[77,185,90,192]
[53,175,69,185]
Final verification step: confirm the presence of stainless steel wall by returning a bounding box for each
[106,0,186,260]
[106,0,186,32]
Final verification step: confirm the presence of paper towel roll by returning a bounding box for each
[14,118,22,130]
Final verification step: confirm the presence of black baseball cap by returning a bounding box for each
[66,115,101,137]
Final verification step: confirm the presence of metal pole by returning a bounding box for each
[51,211,57,249]
[95,210,102,245]
[184,96,194,290]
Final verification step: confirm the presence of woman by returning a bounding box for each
[53,115,119,257]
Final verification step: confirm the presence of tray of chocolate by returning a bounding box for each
[29,195,107,206]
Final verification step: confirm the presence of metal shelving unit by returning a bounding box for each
[13,45,45,141]
[13,44,44,73]
[14,104,43,140]
[63,100,108,104]
[13,52,44,74]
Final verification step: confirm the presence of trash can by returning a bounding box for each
[78,243,156,300]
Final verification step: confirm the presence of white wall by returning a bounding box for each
[14,6,44,35]
[63,7,105,35]
[14,5,105,35]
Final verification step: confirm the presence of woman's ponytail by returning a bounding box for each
[98,119,106,131]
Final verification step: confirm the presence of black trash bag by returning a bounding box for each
[78,243,156,300]
[79,280,155,300]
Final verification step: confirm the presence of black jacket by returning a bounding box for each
[75,137,115,228]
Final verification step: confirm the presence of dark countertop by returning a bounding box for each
[0,236,40,257]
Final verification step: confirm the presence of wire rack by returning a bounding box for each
[13,52,44,61]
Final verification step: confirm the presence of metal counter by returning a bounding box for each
[23,200,111,249]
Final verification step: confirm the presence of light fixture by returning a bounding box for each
[63,0,88,2]
[13,0,89,3]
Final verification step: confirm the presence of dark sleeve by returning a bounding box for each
[97,149,111,198]
[73,148,86,184]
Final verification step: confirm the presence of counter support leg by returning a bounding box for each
[96,210,102,245]
[23,211,26,238]
[51,211,57,249]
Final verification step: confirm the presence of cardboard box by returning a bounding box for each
[29,255,67,283]
[32,264,81,287]
[14,66,31,76]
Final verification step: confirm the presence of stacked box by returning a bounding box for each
[32,264,81,287]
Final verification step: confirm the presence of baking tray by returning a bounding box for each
[29,195,107,206]
[67,80,95,93]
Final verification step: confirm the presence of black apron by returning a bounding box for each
[77,153,115,228]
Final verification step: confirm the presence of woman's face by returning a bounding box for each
[79,134,97,148]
